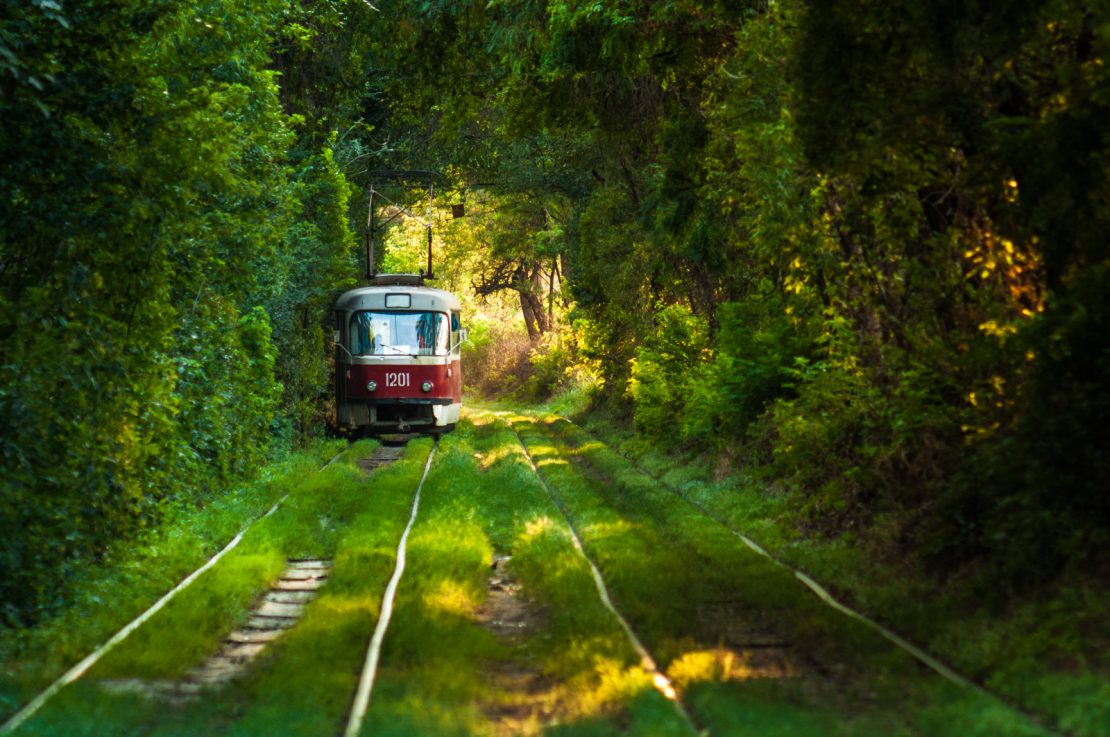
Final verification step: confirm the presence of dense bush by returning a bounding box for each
[627,306,709,440]
[696,298,817,441]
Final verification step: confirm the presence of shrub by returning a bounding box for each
[702,297,818,440]
[461,315,533,398]
[627,305,709,440]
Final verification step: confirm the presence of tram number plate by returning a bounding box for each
[385,372,410,388]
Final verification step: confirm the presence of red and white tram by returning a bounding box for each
[334,274,464,434]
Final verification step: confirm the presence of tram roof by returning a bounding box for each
[335,279,461,313]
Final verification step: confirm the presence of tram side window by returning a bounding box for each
[450,312,461,355]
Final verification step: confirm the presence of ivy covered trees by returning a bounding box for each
[0,0,361,623]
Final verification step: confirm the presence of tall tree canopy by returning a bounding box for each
[364,0,1110,590]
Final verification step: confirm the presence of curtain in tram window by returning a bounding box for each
[416,313,442,355]
[352,312,374,355]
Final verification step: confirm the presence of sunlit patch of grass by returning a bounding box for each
[570,660,654,717]
[522,515,557,538]
[425,577,482,618]
[574,441,607,455]
[474,441,516,470]
[581,519,636,541]
[667,648,798,692]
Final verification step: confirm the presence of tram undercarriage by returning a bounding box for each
[340,399,460,435]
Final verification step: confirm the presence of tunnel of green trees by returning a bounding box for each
[2,0,1107,635]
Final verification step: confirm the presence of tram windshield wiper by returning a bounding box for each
[378,344,418,357]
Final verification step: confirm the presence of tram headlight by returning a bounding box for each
[421,381,433,392]
[366,380,377,391]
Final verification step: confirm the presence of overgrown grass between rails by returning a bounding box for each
[570,410,1109,737]
[508,412,1055,737]
[358,415,692,736]
[202,438,436,737]
[0,438,346,723]
[6,439,440,736]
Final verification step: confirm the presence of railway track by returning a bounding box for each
[343,439,436,737]
[1,421,1073,737]
[511,428,699,734]
[506,413,1070,737]
[0,443,407,736]
[344,430,702,735]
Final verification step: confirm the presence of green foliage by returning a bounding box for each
[627,305,708,440]
[367,0,1110,632]
[2,0,1108,716]
[788,0,1110,585]
[523,325,597,402]
[0,0,364,625]
[683,296,818,443]
[268,144,358,443]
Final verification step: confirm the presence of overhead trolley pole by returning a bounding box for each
[365,169,438,281]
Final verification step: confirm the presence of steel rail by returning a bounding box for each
[510,424,701,736]
[343,441,437,737]
[0,450,347,735]
[551,415,1067,737]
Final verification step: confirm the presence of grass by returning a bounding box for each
[356,413,693,736]
[3,438,440,736]
[0,438,346,722]
[1,419,698,737]
[5,406,1096,736]
[507,411,1057,737]
[569,407,1109,737]
[212,438,436,737]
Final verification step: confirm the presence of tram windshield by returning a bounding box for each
[350,310,448,356]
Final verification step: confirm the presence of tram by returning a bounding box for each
[333,170,464,435]
[334,274,463,434]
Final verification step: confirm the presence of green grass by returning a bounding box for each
[89,440,387,681]
[0,439,346,722]
[4,439,442,736]
[356,414,693,736]
[6,408,1095,736]
[508,411,1056,737]
[213,438,436,737]
[569,407,1109,737]
[5,421,700,736]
